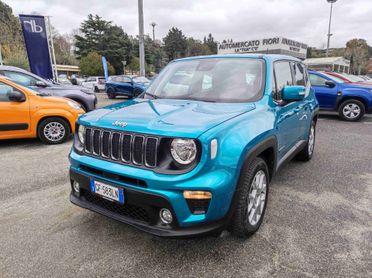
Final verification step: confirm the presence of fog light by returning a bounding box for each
[159,208,173,224]
[72,181,80,193]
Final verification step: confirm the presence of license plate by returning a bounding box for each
[90,180,124,203]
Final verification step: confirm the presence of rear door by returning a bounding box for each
[0,81,30,138]
[118,76,134,95]
[309,73,338,109]
[273,61,301,159]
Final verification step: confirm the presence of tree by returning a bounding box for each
[52,31,78,65]
[79,51,114,76]
[186,38,211,57]
[344,39,369,74]
[0,0,28,68]
[74,14,132,74]
[203,33,218,54]
[126,56,139,74]
[163,27,187,61]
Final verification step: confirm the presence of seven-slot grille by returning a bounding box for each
[84,127,158,168]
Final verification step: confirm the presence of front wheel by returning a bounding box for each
[37,117,70,144]
[228,157,269,238]
[338,99,365,121]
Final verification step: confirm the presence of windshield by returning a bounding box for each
[133,76,150,83]
[322,73,345,83]
[144,58,265,103]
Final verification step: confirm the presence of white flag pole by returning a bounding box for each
[46,16,58,82]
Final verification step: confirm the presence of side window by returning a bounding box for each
[309,74,327,86]
[292,63,305,86]
[3,71,38,87]
[0,82,16,102]
[123,77,132,83]
[273,61,293,100]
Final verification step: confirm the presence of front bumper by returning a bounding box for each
[70,168,230,237]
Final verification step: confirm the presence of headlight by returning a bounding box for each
[68,101,82,110]
[170,138,197,165]
[78,125,85,144]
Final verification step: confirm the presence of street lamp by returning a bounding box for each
[150,22,157,42]
[138,0,145,76]
[326,0,338,57]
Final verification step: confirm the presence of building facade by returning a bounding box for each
[217,37,308,59]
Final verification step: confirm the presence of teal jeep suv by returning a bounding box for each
[69,54,319,238]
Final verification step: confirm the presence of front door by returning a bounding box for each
[0,81,30,139]
[273,61,301,160]
[309,73,338,109]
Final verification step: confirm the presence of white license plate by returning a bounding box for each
[90,180,124,203]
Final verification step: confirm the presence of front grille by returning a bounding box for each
[84,128,159,168]
[83,190,150,223]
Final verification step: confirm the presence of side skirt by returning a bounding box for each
[276,140,306,171]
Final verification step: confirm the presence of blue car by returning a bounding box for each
[105,75,150,99]
[69,54,319,238]
[309,70,372,121]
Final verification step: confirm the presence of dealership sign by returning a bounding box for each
[218,37,308,58]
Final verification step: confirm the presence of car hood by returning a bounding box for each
[79,99,255,137]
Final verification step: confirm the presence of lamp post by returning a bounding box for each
[326,0,338,57]
[138,0,145,76]
[150,22,157,42]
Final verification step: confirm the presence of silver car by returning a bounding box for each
[0,66,97,111]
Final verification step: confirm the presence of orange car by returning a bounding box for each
[0,76,85,144]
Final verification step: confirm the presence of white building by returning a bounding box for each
[217,37,308,59]
[303,57,350,73]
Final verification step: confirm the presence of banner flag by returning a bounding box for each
[19,15,53,80]
[102,56,109,81]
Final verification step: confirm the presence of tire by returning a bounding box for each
[295,120,316,161]
[37,117,70,144]
[338,99,365,122]
[94,86,99,93]
[228,157,269,238]
[132,89,142,99]
[107,89,116,99]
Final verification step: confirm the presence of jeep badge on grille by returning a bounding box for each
[112,121,128,128]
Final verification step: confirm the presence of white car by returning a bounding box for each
[82,76,106,92]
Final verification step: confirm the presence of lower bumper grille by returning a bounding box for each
[82,190,150,223]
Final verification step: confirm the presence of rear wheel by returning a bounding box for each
[338,99,365,121]
[37,117,70,144]
[94,86,99,93]
[228,157,269,238]
[107,89,116,99]
[295,120,316,161]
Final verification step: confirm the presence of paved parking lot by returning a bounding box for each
[1,94,371,277]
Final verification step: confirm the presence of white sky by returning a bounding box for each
[6,0,372,48]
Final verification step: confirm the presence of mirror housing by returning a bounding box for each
[35,80,48,88]
[8,91,26,102]
[282,86,306,101]
[325,80,335,88]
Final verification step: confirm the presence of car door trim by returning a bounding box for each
[0,123,29,131]
[276,139,306,170]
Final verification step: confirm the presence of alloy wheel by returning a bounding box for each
[308,124,315,156]
[43,122,66,142]
[247,170,267,226]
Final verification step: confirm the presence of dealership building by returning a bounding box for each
[217,37,308,59]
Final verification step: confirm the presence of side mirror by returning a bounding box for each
[35,81,48,88]
[325,80,335,88]
[282,86,306,101]
[8,91,26,102]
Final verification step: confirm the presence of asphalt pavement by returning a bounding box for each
[0,94,371,277]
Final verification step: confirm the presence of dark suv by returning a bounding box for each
[0,66,97,111]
